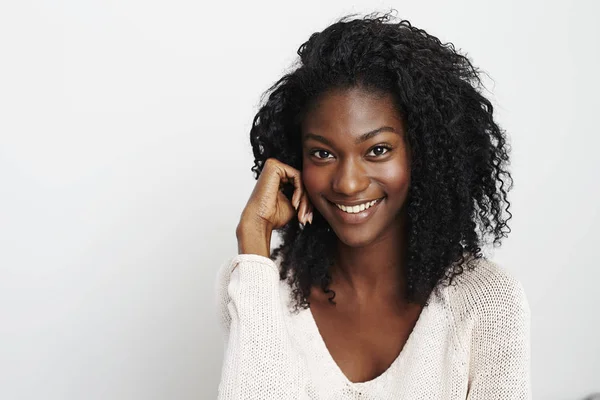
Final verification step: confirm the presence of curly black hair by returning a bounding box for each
[248,10,513,312]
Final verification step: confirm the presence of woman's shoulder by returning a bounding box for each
[443,254,531,394]
[442,254,530,320]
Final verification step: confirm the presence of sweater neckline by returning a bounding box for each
[301,290,436,390]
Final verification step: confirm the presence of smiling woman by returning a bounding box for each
[300,87,410,247]
[216,10,530,400]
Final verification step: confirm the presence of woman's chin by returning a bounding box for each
[331,228,381,249]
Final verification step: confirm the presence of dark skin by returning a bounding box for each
[236,85,424,384]
[300,86,423,383]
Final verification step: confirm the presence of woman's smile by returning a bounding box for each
[326,196,386,225]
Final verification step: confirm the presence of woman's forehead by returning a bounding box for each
[301,89,404,139]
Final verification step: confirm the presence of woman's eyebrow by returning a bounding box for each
[303,126,397,146]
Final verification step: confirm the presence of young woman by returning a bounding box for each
[216,11,531,399]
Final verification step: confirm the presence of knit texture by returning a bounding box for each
[215,253,531,399]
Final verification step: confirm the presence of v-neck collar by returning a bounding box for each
[299,288,438,390]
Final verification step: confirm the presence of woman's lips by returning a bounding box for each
[327,197,385,225]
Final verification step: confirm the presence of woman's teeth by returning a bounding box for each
[335,199,380,214]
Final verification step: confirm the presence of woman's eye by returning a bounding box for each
[311,150,333,159]
[367,145,391,157]
[310,146,391,160]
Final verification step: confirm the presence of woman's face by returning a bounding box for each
[301,86,411,248]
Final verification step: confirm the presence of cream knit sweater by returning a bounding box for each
[215,253,531,399]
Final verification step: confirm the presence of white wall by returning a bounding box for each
[0,0,598,398]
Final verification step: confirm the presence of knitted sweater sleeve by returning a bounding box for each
[463,262,532,399]
[215,253,301,399]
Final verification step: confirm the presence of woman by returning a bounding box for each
[216,11,531,399]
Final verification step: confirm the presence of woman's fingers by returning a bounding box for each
[279,163,307,221]
[299,195,308,225]
[282,167,302,210]
[305,197,313,224]
[298,190,313,225]
[264,157,314,226]
[303,186,314,224]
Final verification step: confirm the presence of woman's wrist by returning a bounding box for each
[236,222,272,258]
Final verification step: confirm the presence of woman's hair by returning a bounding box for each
[249,10,513,312]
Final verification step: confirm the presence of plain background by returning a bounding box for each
[0,0,598,399]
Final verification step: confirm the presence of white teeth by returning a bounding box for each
[335,199,380,214]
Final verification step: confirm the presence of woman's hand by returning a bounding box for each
[236,158,314,256]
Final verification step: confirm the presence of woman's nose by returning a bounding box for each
[331,158,370,196]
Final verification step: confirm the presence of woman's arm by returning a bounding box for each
[215,254,301,399]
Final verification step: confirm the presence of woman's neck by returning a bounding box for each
[331,217,408,304]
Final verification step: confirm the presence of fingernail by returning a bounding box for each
[307,212,313,224]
